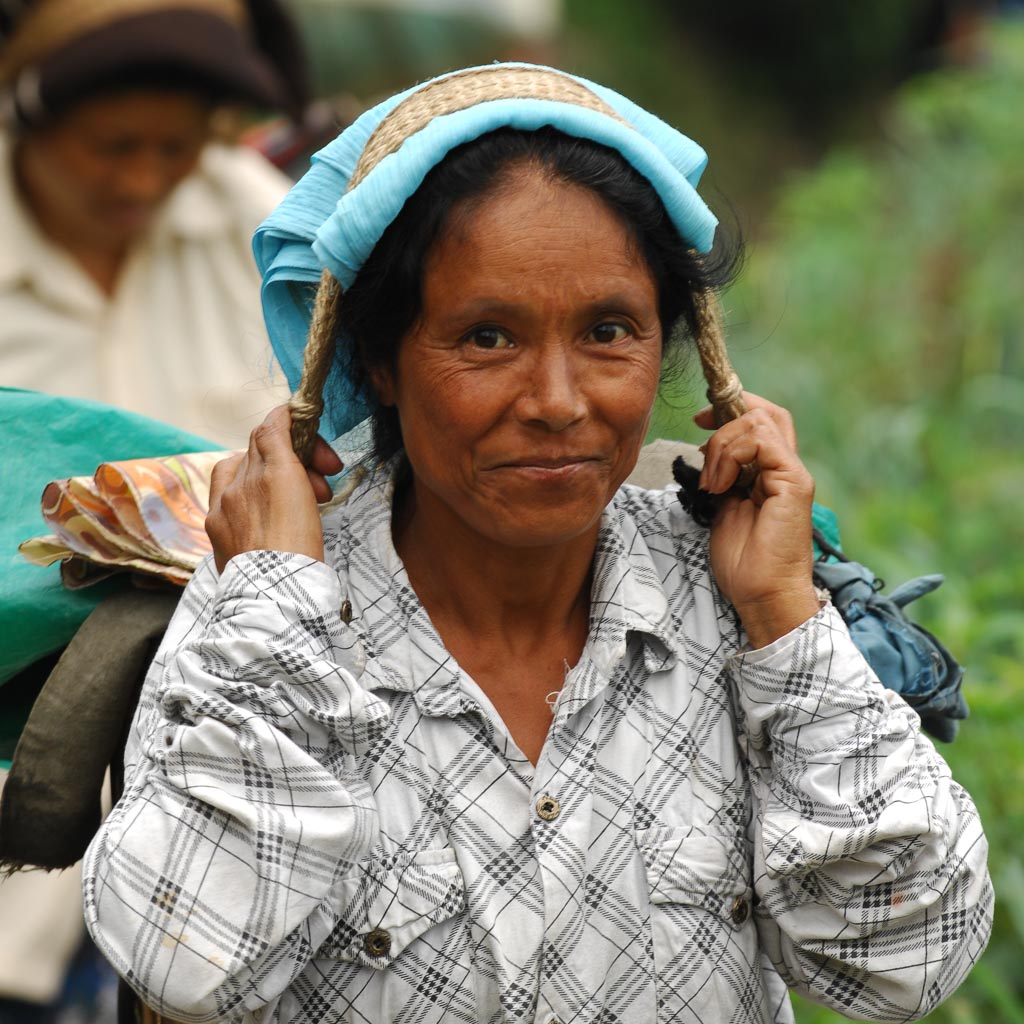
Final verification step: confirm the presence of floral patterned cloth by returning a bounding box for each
[19,451,226,588]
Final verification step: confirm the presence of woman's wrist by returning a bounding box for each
[735,588,823,649]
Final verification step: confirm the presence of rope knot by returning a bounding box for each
[706,371,746,426]
[289,269,343,465]
[707,370,743,406]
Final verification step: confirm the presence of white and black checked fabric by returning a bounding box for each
[84,469,993,1023]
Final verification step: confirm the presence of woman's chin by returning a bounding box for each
[465,494,612,551]
[448,463,625,549]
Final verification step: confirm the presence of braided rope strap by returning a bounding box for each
[289,269,341,465]
[349,66,627,191]
[694,291,758,488]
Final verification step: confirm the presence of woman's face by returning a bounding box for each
[15,90,210,249]
[375,164,663,551]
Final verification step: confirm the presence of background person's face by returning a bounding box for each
[376,164,663,552]
[16,90,210,249]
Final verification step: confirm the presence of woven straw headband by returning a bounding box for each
[348,66,628,191]
[251,64,750,466]
[0,0,247,82]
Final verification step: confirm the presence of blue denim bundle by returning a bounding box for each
[812,530,968,742]
[674,459,968,742]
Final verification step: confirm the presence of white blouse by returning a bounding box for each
[83,469,992,1023]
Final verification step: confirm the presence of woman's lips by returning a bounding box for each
[102,202,158,231]
[488,452,601,469]
[500,456,596,469]
[485,456,602,481]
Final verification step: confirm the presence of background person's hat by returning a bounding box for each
[0,0,308,124]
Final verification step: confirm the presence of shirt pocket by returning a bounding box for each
[637,825,764,1018]
[319,846,466,969]
[639,824,751,916]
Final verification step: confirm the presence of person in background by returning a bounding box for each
[0,3,308,1020]
[0,0,307,446]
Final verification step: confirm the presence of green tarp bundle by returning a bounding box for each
[0,388,217,760]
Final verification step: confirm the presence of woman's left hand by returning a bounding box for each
[695,392,821,648]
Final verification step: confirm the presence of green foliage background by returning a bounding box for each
[649,22,1024,1024]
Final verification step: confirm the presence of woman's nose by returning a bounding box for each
[114,151,176,205]
[515,346,588,430]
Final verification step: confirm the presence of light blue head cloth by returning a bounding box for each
[253,62,719,443]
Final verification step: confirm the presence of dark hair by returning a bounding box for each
[334,126,742,462]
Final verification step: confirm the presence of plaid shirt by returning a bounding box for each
[84,470,992,1023]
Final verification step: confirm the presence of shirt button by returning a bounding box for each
[341,599,353,624]
[363,928,391,957]
[536,795,561,821]
[730,896,750,925]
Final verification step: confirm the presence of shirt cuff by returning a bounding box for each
[216,549,343,605]
[204,551,348,662]
[726,603,905,754]
[731,600,832,662]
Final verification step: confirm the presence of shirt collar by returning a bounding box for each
[588,492,678,675]
[338,462,678,718]
[335,465,467,718]
[154,147,234,242]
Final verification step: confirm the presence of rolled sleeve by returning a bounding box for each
[84,551,388,1021]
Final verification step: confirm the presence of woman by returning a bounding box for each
[84,65,992,1023]
[0,0,305,445]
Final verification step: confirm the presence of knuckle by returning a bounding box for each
[204,511,224,540]
[251,422,274,447]
[210,454,241,486]
[744,408,774,432]
[792,466,815,494]
[257,405,293,439]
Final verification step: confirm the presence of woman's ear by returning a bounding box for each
[368,366,396,407]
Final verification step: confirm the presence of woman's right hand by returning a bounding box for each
[206,404,343,572]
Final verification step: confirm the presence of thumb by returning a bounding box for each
[251,405,302,465]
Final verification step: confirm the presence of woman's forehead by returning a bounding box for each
[437,160,639,252]
[421,171,657,313]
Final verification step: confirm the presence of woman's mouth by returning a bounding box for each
[485,455,603,482]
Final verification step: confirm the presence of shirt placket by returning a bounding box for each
[528,656,605,1024]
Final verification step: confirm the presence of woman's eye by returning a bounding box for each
[590,322,630,344]
[468,327,513,349]
[93,138,136,158]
